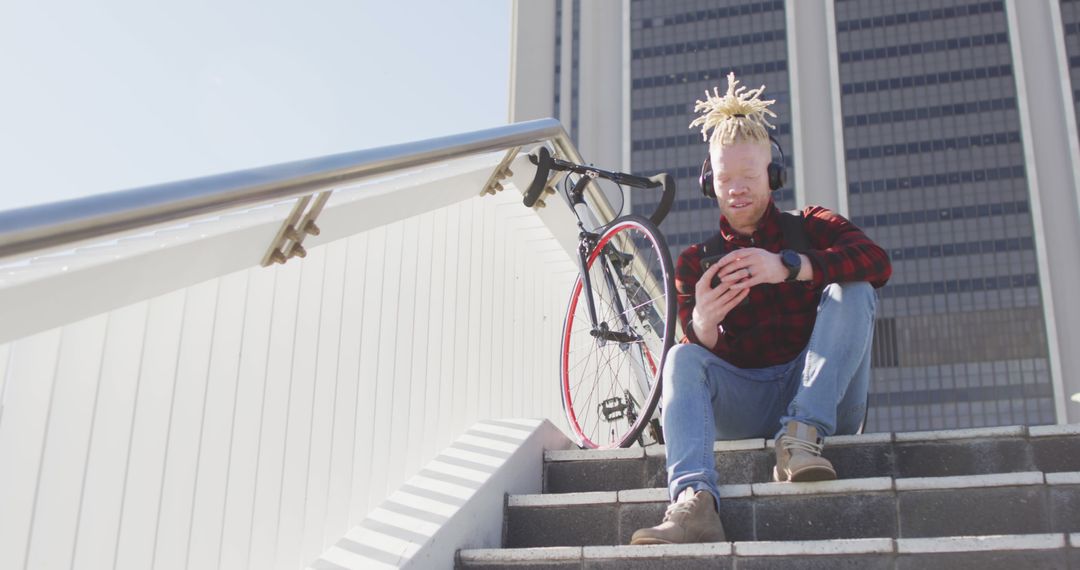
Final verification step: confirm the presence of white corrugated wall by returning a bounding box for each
[0,179,579,569]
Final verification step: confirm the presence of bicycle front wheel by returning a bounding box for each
[560,215,677,448]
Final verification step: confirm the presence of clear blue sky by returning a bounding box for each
[0,0,512,210]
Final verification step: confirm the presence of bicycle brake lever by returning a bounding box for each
[523,146,553,208]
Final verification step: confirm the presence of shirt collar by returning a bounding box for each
[718,200,782,245]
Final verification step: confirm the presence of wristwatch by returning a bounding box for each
[780,249,801,282]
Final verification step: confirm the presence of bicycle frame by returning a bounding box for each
[564,171,641,348]
[575,231,636,346]
[564,166,667,383]
[523,149,676,326]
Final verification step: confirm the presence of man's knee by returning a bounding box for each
[822,281,876,312]
[666,342,713,364]
[663,343,713,385]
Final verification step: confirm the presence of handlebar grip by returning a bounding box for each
[522,146,552,208]
[647,172,676,227]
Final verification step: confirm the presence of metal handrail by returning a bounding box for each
[0,118,614,261]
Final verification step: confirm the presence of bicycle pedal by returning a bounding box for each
[598,396,628,421]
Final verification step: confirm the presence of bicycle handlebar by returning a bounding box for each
[522,146,677,227]
[521,146,554,208]
[646,172,676,228]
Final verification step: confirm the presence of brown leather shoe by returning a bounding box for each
[629,488,727,545]
[773,420,837,482]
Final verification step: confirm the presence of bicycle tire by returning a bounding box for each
[559,214,677,449]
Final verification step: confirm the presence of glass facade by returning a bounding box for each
[571,1,580,140]
[835,0,1054,431]
[552,0,1058,432]
[554,1,582,139]
[554,1,562,120]
[1061,0,1080,136]
[627,0,796,263]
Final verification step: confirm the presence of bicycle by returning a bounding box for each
[522,146,678,449]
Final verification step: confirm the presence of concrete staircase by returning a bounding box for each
[457,424,1080,569]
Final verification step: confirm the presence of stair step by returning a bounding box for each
[543,424,1080,494]
[506,471,1080,547]
[458,533,1078,569]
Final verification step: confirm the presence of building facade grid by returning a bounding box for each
[835,0,1053,431]
[546,0,1061,432]
[627,0,796,258]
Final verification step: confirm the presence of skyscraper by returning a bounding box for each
[834,0,1050,431]
[510,0,1080,431]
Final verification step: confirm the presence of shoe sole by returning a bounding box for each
[630,537,727,545]
[629,537,674,545]
[773,464,837,483]
[787,465,837,482]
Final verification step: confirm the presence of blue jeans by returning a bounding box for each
[661,282,877,504]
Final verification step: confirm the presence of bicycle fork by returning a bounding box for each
[576,237,637,346]
[575,234,646,433]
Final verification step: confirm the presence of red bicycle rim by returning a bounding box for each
[560,219,665,448]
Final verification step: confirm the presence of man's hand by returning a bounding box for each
[691,261,750,347]
[713,248,804,290]
[717,247,786,289]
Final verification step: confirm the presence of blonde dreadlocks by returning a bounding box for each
[689,72,776,148]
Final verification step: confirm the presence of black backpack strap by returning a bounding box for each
[698,231,727,258]
[779,210,811,252]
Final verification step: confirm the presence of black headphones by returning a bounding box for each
[699,135,788,198]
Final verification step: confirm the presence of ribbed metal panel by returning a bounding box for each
[0,186,578,569]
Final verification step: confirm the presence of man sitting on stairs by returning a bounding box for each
[631,72,892,545]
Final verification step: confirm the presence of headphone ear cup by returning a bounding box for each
[768,161,787,191]
[699,156,715,198]
[766,136,788,191]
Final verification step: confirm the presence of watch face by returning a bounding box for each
[782,249,800,267]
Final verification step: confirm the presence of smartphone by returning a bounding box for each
[700,254,723,272]
[700,253,751,306]
[700,254,724,288]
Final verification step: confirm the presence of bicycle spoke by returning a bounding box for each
[586,346,622,442]
[570,347,604,405]
[578,345,637,437]
[610,294,666,323]
[571,343,599,406]
[600,347,624,399]
[585,351,612,438]
[566,327,649,373]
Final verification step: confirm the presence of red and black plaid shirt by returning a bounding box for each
[676,202,892,368]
